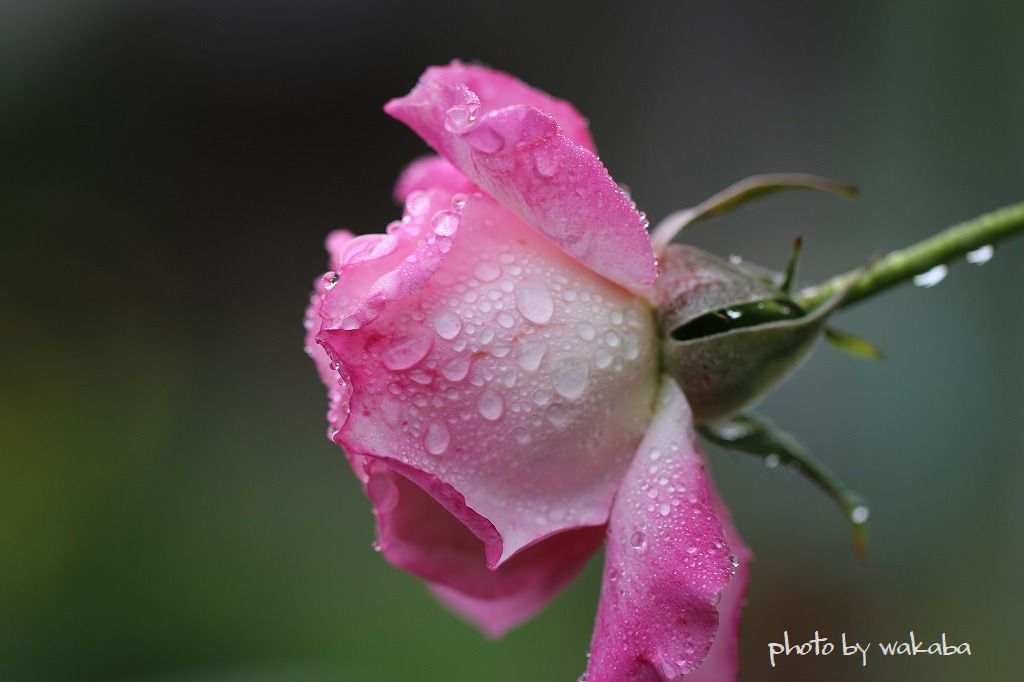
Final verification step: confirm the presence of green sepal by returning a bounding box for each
[699,411,870,560]
[825,327,886,361]
[651,173,857,250]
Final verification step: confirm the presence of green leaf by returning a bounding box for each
[651,173,857,250]
[825,327,886,361]
[699,411,870,560]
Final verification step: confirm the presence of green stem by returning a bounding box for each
[797,201,1024,311]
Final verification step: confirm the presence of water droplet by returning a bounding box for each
[603,330,621,348]
[546,403,569,426]
[431,210,459,236]
[729,554,739,568]
[516,280,555,324]
[553,359,589,400]
[764,453,780,469]
[516,341,547,371]
[381,331,433,370]
[341,316,360,331]
[474,261,501,282]
[477,390,504,421]
[966,243,994,265]
[609,310,624,325]
[630,531,646,549]
[408,370,433,385]
[850,505,870,524]
[496,312,516,329]
[424,421,450,455]
[576,323,596,340]
[594,348,613,369]
[649,448,662,461]
[913,264,948,288]
[322,271,339,289]
[686,546,697,554]
[501,370,517,387]
[433,310,462,340]
[659,503,671,517]
[514,428,531,445]
[535,149,559,177]
[532,389,551,406]
[441,356,471,382]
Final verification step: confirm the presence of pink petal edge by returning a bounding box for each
[384,61,657,296]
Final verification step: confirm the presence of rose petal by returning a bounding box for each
[586,377,737,682]
[684,492,752,682]
[403,61,597,151]
[394,155,475,203]
[363,460,603,636]
[317,192,658,567]
[385,62,657,296]
[318,188,462,332]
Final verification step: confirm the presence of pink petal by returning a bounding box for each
[393,155,475,203]
[316,191,658,567]
[405,61,597,151]
[586,378,739,682]
[384,62,657,296]
[683,493,752,682]
[364,460,603,636]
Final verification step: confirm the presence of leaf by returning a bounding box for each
[825,327,886,361]
[651,173,857,250]
[699,411,870,560]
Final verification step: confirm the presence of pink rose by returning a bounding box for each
[304,61,750,681]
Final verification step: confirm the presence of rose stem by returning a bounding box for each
[796,201,1024,311]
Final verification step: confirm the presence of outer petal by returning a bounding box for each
[384,62,657,296]
[363,459,603,636]
[684,494,751,682]
[316,191,659,567]
[586,378,738,682]
[401,61,597,151]
[394,155,475,203]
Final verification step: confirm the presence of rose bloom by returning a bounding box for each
[304,61,750,682]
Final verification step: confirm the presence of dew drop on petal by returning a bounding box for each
[553,358,589,400]
[516,341,547,371]
[659,503,671,517]
[850,505,870,524]
[381,330,433,370]
[534,149,559,177]
[477,390,504,421]
[441,356,471,382]
[474,261,502,282]
[576,323,596,340]
[424,421,450,456]
[630,531,646,549]
[546,403,569,426]
[433,310,462,340]
[516,280,555,324]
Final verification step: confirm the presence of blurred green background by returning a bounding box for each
[2,1,1021,680]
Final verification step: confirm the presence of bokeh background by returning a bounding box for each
[3,1,1022,680]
